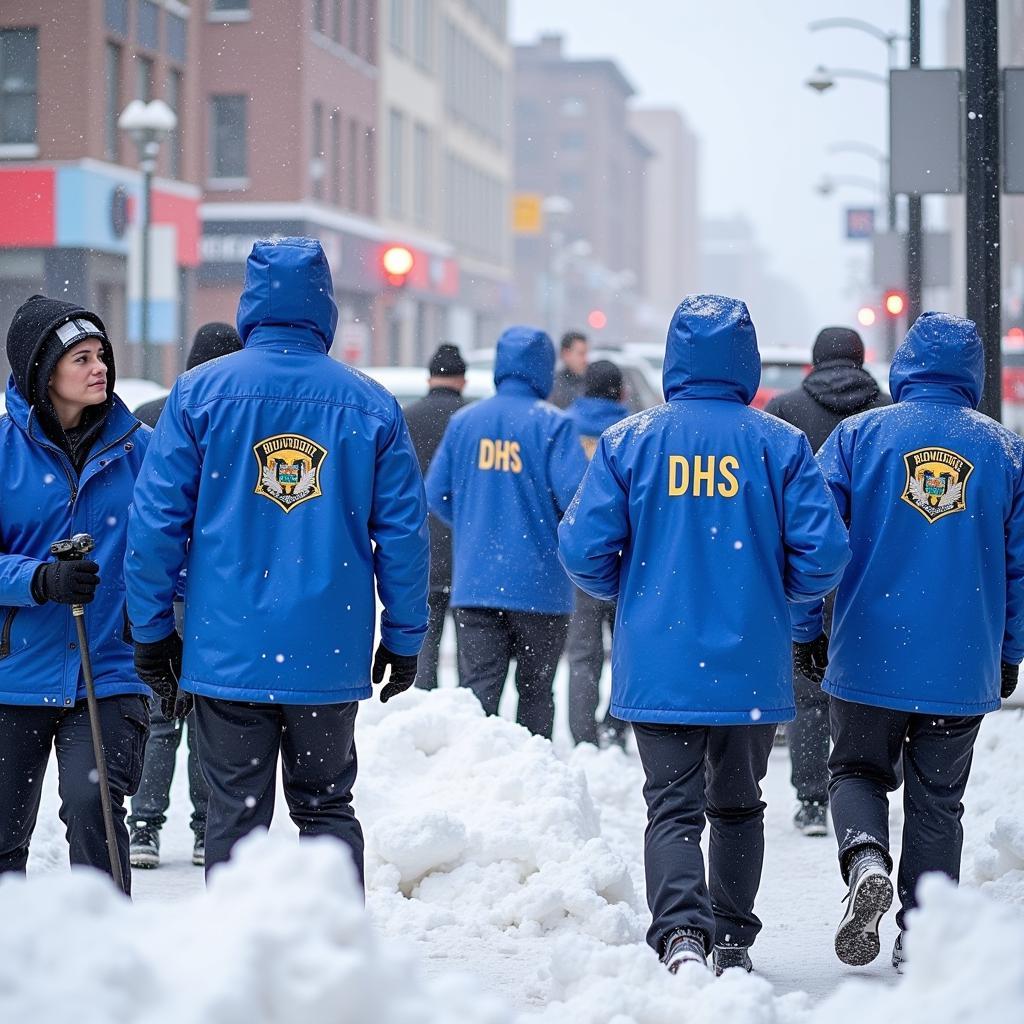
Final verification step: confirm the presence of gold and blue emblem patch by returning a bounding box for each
[900,446,973,523]
[252,433,328,513]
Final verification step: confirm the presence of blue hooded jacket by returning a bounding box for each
[558,295,850,725]
[425,326,588,614]
[567,396,630,452]
[125,238,430,704]
[0,382,150,706]
[793,312,1024,716]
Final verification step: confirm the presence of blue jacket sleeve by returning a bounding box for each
[424,423,454,528]
[548,415,589,515]
[370,403,430,657]
[0,550,43,606]
[125,381,200,643]
[1003,458,1024,664]
[557,435,627,602]
[781,433,850,606]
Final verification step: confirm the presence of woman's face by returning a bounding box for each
[49,339,108,412]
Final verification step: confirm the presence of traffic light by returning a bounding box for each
[381,245,414,287]
[883,289,907,318]
[587,309,607,330]
[857,306,877,327]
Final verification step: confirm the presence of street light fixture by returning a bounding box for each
[118,99,177,382]
[815,174,883,198]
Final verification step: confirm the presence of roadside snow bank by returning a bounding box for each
[0,832,510,1024]
[358,687,641,946]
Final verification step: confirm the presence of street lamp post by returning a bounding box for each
[541,195,572,338]
[118,99,177,382]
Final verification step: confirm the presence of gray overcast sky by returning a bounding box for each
[511,0,948,336]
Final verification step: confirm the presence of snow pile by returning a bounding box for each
[0,832,510,1024]
[359,688,641,947]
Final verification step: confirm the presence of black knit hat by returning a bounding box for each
[812,327,865,368]
[584,359,623,400]
[5,293,114,406]
[428,343,467,378]
[186,321,243,370]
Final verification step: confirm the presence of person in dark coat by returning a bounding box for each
[548,330,589,409]
[0,295,151,890]
[765,327,889,838]
[403,344,467,690]
[127,321,242,871]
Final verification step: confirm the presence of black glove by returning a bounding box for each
[134,632,183,701]
[1001,661,1019,700]
[33,559,100,605]
[793,633,830,684]
[161,689,194,722]
[371,644,418,703]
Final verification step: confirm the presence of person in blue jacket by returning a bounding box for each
[564,360,630,748]
[124,238,429,883]
[558,295,850,975]
[0,295,151,889]
[791,312,1024,972]
[425,326,588,738]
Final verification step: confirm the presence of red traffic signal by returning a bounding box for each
[381,245,414,287]
[587,309,607,330]
[883,289,907,318]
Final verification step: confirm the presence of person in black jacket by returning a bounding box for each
[549,330,589,409]
[404,344,468,689]
[127,321,241,871]
[765,326,889,837]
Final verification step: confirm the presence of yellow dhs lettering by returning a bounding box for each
[478,438,523,473]
[668,455,740,498]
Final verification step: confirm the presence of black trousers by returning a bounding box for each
[193,696,364,886]
[634,722,776,954]
[789,670,830,804]
[566,588,627,745]
[828,696,982,929]
[414,590,458,691]
[128,699,208,837]
[0,696,149,891]
[454,607,569,739]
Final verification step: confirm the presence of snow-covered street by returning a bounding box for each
[6,655,1024,1023]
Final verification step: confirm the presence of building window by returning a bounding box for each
[364,126,376,216]
[105,0,129,34]
[313,0,326,33]
[209,94,248,179]
[388,108,404,217]
[210,0,249,11]
[136,55,154,101]
[347,119,359,210]
[311,100,324,199]
[0,29,38,147]
[412,0,432,71]
[137,0,160,50]
[332,0,343,42]
[167,13,187,62]
[389,0,406,54]
[330,110,342,205]
[105,41,122,160]
[442,19,504,148]
[167,68,183,178]
[412,122,431,227]
[348,0,360,57]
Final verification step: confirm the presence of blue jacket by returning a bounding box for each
[567,396,630,456]
[0,382,150,706]
[793,312,1024,717]
[425,326,589,614]
[558,296,850,725]
[125,238,430,705]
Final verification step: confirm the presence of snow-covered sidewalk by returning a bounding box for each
[6,681,1024,1023]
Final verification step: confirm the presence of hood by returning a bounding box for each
[812,326,864,367]
[803,363,881,415]
[890,312,984,408]
[236,237,339,351]
[568,396,629,437]
[662,294,761,404]
[493,326,555,399]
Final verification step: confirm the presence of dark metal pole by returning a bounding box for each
[965,0,1002,421]
[907,0,924,326]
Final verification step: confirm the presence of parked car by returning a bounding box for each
[1003,337,1024,434]
[358,366,495,408]
[752,347,810,410]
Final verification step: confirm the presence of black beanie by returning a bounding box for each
[428,343,467,378]
[584,359,623,401]
[187,321,243,370]
[812,327,865,368]
[5,293,114,406]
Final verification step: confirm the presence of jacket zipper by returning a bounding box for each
[0,608,18,659]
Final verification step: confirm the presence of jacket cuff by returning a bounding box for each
[130,613,177,645]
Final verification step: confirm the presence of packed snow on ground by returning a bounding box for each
[5,689,1024,1023]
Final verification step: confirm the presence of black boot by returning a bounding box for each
[662,928,708,973]
[129,823,160,869]
[794,800,828,837]
[712,945,753,976]
[835,845,893,966]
